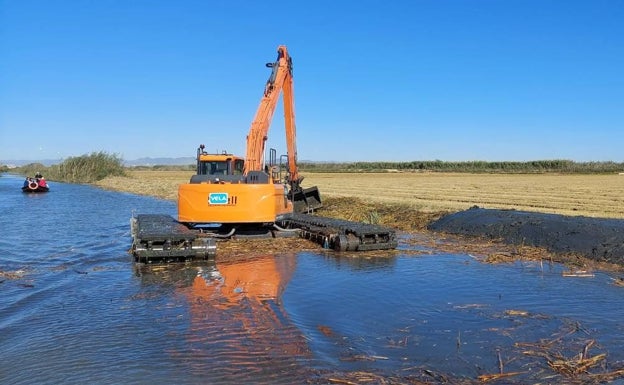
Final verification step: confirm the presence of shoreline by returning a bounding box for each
[94,172,624,272]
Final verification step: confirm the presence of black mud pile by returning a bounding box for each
[428,206,624,265]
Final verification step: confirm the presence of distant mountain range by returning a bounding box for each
[123,157,196,166]
[1,159,62,167]
[1,157,197,167]
[2,157,323,167]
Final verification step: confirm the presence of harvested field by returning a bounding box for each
[97,170,192,201]
[303,172,624,219]
[97,171,624,219]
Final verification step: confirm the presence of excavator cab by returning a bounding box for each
[196,144,244,176]
[188,145,246,184]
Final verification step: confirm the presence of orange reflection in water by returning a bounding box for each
[179,254,310,381]
[190,254,296,309]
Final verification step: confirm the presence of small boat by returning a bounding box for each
[22,178,50,193]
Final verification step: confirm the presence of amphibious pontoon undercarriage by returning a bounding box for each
[130,213,398,263]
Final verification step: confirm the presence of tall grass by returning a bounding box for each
[15,152,126,183]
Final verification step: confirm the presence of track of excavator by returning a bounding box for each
[279,213,398,252]
[131,214,217,263]
[130,213,397,263]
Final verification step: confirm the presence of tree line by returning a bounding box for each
[4,155,624,180]
[297,160,624,174]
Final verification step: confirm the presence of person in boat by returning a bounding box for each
[33,172,47,188]
[23,177,30,188]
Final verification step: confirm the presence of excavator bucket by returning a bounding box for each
[292,186,322,213]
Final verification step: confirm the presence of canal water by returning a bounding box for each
[1,173,624,384]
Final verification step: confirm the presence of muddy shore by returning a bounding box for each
[429,206,624,266]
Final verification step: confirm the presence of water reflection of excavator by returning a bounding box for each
[190,255,295,310]
[131,46,398,262]
[136,255,311,381]
[179,45,321,228]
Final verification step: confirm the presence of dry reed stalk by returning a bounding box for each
[477,371,524,382]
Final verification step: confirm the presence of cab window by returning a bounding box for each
[233,159,244,175]
[200,161,228,175]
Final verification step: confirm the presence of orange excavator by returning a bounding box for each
[177,45,321,231]
[131,46,397,262]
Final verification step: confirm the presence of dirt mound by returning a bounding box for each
[428,206,624,265]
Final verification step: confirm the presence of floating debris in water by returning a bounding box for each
[504,309,530,317]
[562,270,595,278]
[611,277,624,287]
[0,269,27,279]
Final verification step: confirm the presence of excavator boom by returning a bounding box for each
[244,45,299,184]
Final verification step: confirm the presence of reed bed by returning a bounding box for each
[13,152,126,183]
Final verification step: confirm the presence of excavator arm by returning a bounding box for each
[244,45,300,185]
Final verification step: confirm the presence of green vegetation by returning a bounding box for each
[14,152,126,183]
[298,160,624,174]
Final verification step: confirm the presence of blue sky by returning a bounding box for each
[1,0,623,162]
